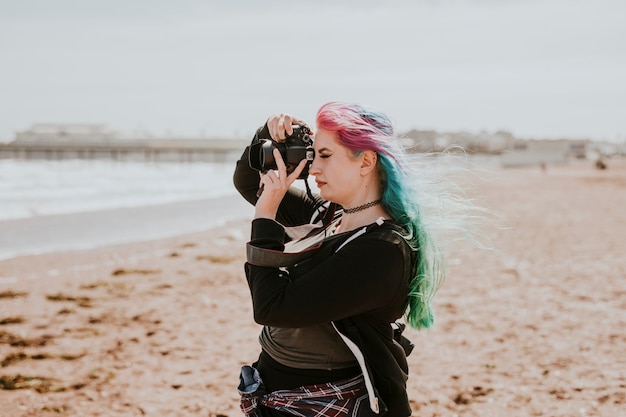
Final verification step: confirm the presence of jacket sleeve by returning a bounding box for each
[233,123,328,227]
[233,124,269,207]
[245,220,410,328]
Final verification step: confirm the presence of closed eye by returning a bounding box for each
[315,147,332,159]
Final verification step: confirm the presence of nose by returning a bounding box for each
[308,156,320,176]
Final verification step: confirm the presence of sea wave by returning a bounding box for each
[0,159,238,221]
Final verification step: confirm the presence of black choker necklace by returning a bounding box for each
[343,199,382,214]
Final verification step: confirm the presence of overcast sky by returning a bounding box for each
[1,0,624,142]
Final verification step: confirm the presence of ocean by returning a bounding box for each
[0,159,238,221]
[0,159,253,260]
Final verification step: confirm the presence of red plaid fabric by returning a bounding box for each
[239,368,368,417]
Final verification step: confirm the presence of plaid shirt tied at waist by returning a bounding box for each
[238,365,371,417]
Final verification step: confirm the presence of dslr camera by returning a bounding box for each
[248,125,314,180]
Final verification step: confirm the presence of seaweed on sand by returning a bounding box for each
[0,374,65,393]
[0,290,28,299]
[46,293,93,308]
[0,330,52,347]
[0,316,25,325]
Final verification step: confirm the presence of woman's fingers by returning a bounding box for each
[267,113,307,141]
[287,159,308,183]
[278,114,293,139]
[273,148,287,177]
[267,114,284,140]
[262,149,304,190]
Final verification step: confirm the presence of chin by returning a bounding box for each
[318,188,332,201]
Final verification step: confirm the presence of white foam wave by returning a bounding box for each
[0,159,237,221]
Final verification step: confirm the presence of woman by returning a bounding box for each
[234,102,465,417]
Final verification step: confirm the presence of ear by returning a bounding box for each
[360,150,378,176]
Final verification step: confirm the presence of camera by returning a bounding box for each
[248,125,314,180]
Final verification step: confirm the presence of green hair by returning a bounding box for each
[317,102,492,329]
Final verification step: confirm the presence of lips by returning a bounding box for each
[315,180,326,188]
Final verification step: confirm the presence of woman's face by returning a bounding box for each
[309,128,364,205]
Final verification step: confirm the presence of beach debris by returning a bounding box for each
[79,281,109,290]
[0,330,52,347]
[195,254,241,264]
[40,405,71,413]
[87,367,115,382]
[0,290,28,299]
[1,352,29,367]
[453,386,494,405]
[58,353,86,361]
[63,327,103,338]
[111,268,161,276]
[79,280,134,297]
[0,374,65,393]
[1,351,85,367]
[46,293,93,308]
[0,316,25,325]
[549,388,571,400]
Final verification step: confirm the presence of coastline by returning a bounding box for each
[1,159,625,416]
[0,194,253,262]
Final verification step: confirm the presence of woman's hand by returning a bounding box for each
[266,113,311,141]
[254,148,308,220]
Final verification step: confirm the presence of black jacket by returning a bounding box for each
[233,125,416,417]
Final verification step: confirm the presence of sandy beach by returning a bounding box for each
[1,158,625,417]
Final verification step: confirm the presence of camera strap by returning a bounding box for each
[246,203,343,268]
[246,242,323,268]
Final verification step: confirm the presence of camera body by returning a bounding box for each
[248,125,314,180]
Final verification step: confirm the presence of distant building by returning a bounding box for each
[586,140,626,158]
[501,139,587,167]
[400,129,439,152]
[15,123,121,143]
[401,128,513,154]
[568,140,587,159]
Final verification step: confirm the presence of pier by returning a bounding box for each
[0,137,250,163]
[0,124,250,162]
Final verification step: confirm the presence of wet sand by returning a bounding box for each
[0,195,252,260]
[0,158,625,416]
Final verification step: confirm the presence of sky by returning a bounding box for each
[1,0,625,142]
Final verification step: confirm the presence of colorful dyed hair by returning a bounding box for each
[316,102,484,329]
